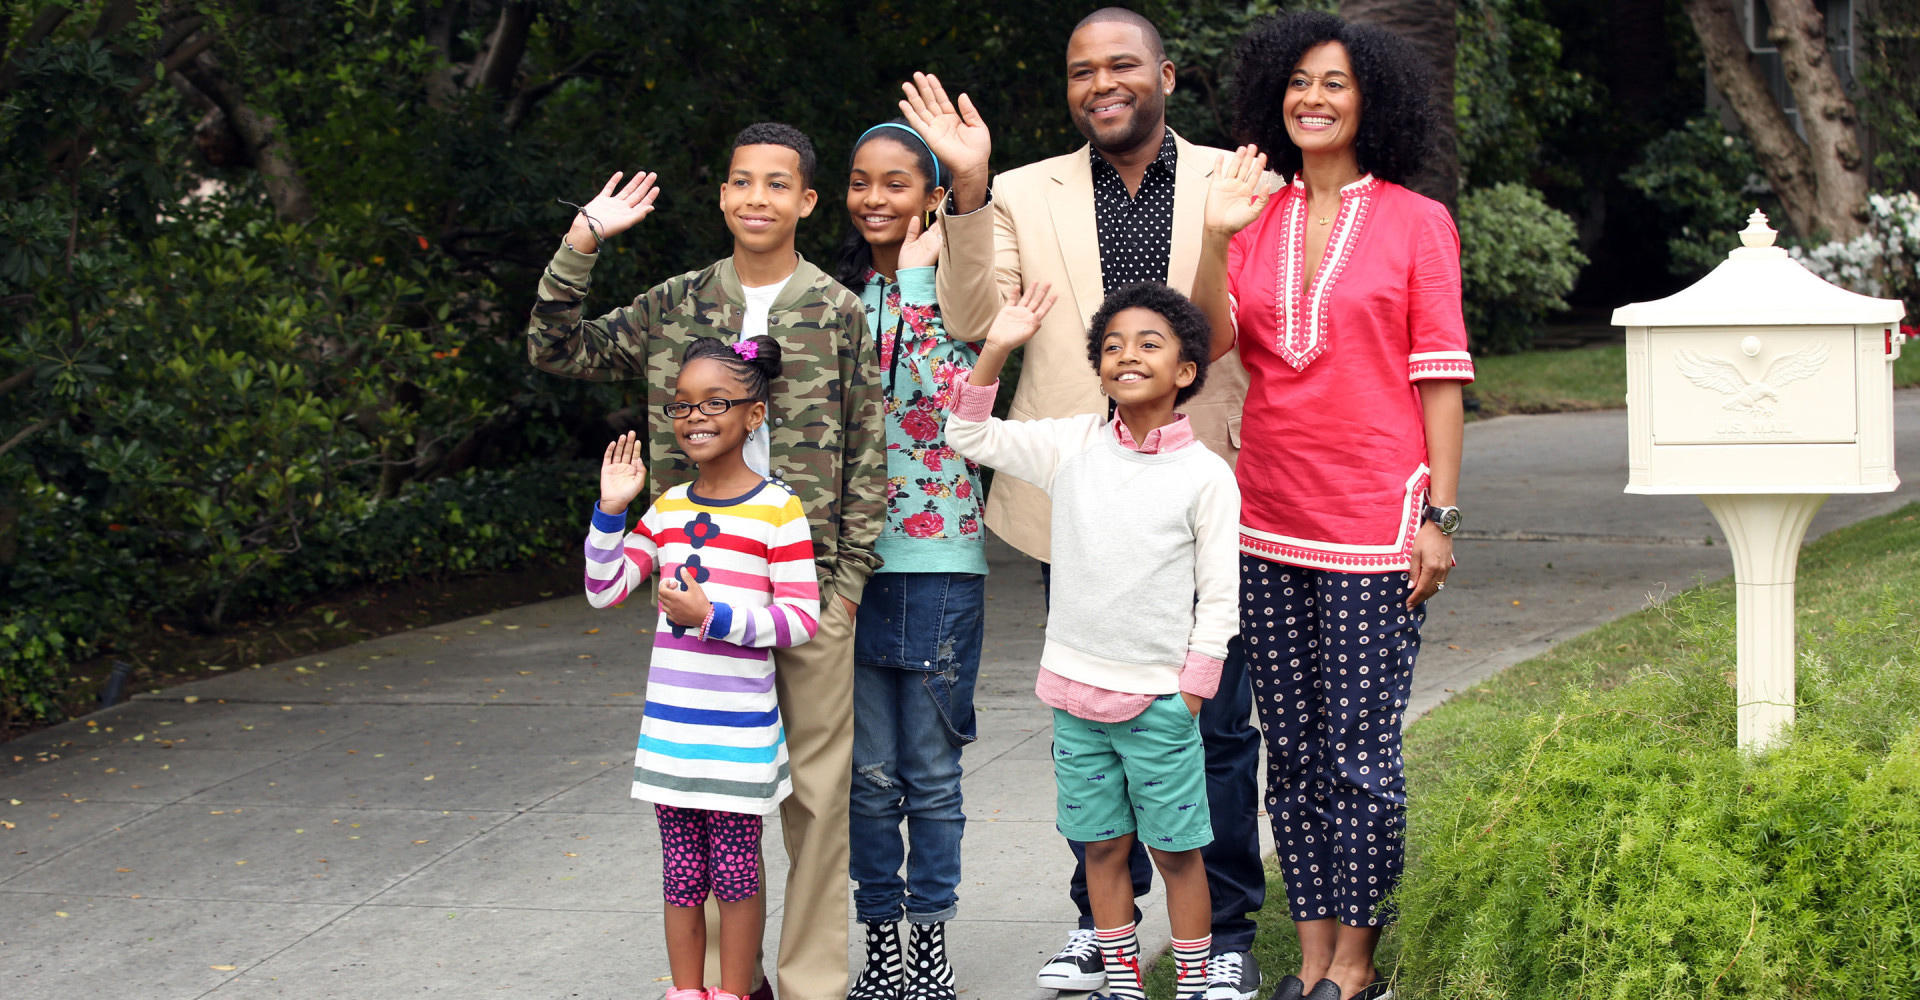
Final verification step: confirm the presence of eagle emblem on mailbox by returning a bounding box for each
[1673,342,1830,417]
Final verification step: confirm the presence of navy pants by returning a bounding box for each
[1047,564,1265,953]
[1242,556,1422,927]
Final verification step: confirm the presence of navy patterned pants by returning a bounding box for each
[1242,555,1423,926]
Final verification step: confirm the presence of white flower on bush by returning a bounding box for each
[1791,191,1920,304]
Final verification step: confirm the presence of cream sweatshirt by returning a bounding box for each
[946,381,1241,695]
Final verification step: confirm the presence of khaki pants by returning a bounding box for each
[703,594,854,1000]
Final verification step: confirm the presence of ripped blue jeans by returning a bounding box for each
[850,571,985,924]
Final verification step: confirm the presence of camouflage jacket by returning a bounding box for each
[527,242,886,603]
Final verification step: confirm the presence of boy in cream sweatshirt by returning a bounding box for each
[945,281,1240,1000]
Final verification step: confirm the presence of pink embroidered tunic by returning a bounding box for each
[1227,175,1474,573]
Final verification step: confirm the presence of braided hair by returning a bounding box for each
[681,336,783,402]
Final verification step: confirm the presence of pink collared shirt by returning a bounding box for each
[947,379,1226,723]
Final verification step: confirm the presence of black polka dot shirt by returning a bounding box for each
[1092,128,1178,290]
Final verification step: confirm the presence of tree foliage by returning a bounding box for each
[0,0,1305,721]
[1858,0,1920,194]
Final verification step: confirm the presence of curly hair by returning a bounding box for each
[1085,282,1212,406]
[1230,10,1439,185]
[681,335,784,402]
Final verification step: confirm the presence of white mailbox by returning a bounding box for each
[1613,210,1906,749]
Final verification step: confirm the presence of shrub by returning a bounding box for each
[1792,191,1920,319]
[0,460,592,726]
[1457,183,1586,354]
[1623,117,1773,275]
[0,480,145,726]
[1393,512,1920,998]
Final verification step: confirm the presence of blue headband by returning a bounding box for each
[857,123,944,187]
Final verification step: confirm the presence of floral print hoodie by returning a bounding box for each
[859,266,988,576]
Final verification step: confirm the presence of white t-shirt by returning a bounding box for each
[737,277,791,477]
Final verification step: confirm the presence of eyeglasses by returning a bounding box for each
[662,397,759,419]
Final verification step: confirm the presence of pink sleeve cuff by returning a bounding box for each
[1178,650,1223,699]
[951,378,1000,422]
[1409,351,1475,383]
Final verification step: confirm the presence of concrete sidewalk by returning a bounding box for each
[4,393,1915,1000]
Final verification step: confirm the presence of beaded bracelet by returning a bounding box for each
[696,605,717,642]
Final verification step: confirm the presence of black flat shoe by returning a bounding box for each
[1302,980,1342,1000]
[1265,975,1306,1000]
[1350,981,1393,1000]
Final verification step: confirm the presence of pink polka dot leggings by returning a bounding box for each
[656,803,763,906]
[1242,556,1422,927]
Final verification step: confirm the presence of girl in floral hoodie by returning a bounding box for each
[834,118,987,1000]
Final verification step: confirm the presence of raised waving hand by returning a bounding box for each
[567,171,661,254]
[984,282,1057,354]
[968,282,1059,387]
[897,214,945,271]
[599,431,647,516]
[899,71,991,212]
[1203,145,1271,238]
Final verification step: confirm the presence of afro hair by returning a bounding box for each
[1085,282,1213,407]
[1230,10,1440,185]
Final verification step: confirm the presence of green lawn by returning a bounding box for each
[1466,344,1626,418]
[1147,504,1920,997]
[1465,341,1920,420]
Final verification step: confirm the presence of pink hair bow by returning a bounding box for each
[732,341,760,360]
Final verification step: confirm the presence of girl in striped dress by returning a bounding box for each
[584,335,820,1000]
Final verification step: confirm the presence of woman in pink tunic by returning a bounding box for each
[1191,11,1472,1000]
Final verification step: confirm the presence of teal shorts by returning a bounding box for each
[1051,695,1213,851]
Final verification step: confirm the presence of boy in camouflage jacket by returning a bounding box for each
[526,122,884,1000]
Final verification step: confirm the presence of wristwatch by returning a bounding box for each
[1423,503,1463,536]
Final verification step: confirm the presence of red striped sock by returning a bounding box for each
[1094,923,1144,1000]
[1172,934,1212,997]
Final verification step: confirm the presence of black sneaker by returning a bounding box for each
[1204,951,1262,1000]
[1034,928,1106,992]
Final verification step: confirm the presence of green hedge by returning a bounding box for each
[1394,509,1920,998]
[1457,183,1587,354]
[0,461,592,726]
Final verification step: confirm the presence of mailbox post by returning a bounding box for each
[1613,210,1906,749]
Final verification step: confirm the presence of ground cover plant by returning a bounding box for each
[1395,504,1920,997]
[1150,504,1920,998]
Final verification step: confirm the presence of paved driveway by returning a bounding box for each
[4,392,1914,999]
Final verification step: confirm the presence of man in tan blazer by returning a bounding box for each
[901,9,1265,1000]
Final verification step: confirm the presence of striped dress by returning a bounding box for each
[585,480,820,815]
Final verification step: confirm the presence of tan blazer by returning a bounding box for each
[937,132,1249,563]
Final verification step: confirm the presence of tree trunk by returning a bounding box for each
[1682,0,1866,240]
[472,2,532,95]
[183,52,314,224]
[1342,0,1459,213]
[1764,0,1869,238]
[423,0,459,108]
